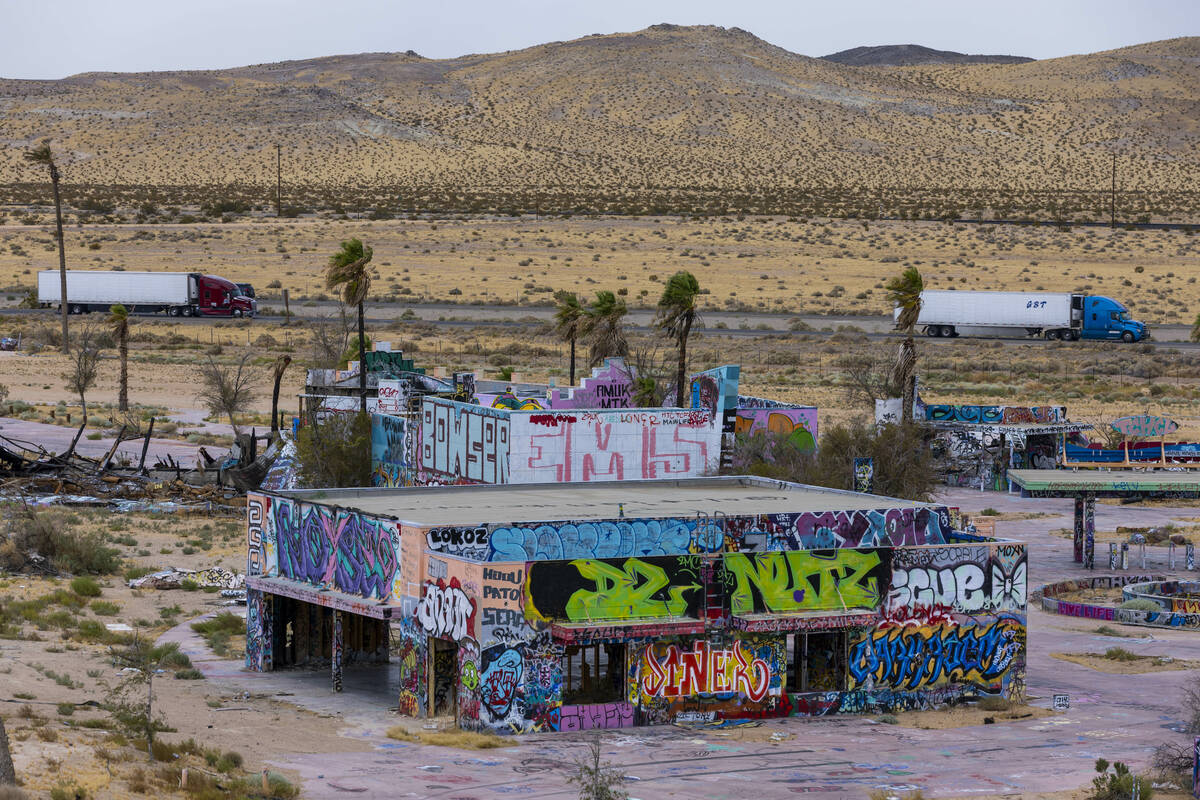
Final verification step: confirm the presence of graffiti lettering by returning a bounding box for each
[565,558,698,621]
[848,618,1023,691]
[889,564,986,611]
[421,399,509,484]
[479,647,524,720]
[639,640,771,702]
[416,579,476,641]
[273,499,399,600]
[559,702,635,731]
[428,526,491,558]
[723,549,888,615]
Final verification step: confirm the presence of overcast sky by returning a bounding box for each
[3,0,1196,79]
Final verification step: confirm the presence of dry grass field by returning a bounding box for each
[2,216,1198,322]
[1,26,1198,219]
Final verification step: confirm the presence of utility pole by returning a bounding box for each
[275,144,282,217]
[1110,153,1117,229]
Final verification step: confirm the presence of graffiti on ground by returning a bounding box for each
[559,702,635,731]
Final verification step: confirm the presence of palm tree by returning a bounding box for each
[656,271,701,407]
[107,304,130,412]
[24,139,69,353]
[885,266,925,423]
[553,290,585,386]
[582,290,629,368]
[326,238,373,414]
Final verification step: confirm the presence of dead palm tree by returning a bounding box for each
[326,238,373,415]
[655,271,701,407]
[885,266,924,423]
[582,290,629,368]
[107,304,130,412]
[553,290,585,386]
[24,139,69,352]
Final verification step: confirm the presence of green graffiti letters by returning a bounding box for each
[723,549,887,615]
[565,558,699,621]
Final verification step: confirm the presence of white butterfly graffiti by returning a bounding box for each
[991,561,1027,609]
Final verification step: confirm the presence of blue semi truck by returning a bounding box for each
[900,290,1147,342]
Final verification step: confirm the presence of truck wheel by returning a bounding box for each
[925,327,937,337]
[1045,330,1060,341]
[70,304,83,315]
[938,326,953,337]
[169,307,180,317]
[1066,331,1079,341]
[1121,331,1134,343]
[183,307,194,317]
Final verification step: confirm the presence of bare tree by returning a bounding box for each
[837,353,902,411]
[306,305,354,369]
[197,354,257,435]
[567,734,629,800]
[106,634,192,760]
[62,322,103,419]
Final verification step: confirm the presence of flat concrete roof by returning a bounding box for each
[1009,469,1200,495]
[272,477,934,527]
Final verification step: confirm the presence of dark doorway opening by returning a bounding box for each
[431,639,459,718]
[562,643,626,705]
[789,631,848,692]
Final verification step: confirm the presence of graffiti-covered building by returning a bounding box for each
[244,477,1026,733]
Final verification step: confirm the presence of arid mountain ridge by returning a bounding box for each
[1,24,1198,217]
[821,44,1033,66]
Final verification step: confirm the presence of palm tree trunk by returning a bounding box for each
[900,335,916,423]
[569,336,576,386]
[52,169,68,353]
[675,318,692,408]
[357,300,367,415]
[118,333,128,412]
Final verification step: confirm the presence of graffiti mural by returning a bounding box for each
[271,497,400,600]
[477,633,564,734]
[637,640,772,702]
[394,624,425,717]
[926,405,1002,424]
[480,564,529,647]
[888,544,1027,613]
[421,398,510,484]
[427,526,491,560]
[458,637,481,729]
[722,549,890,615]
[512,408,720,484]
[559,702,635,731]
[848,616,1024,692]
[1111,414,1178,439]
[245,589,271,672]
[734,408,817,452]
[526,556,704,622]
[486,506,950,562]
[547,358,634,410]
[416,577,477,642]
[371,412,415,487]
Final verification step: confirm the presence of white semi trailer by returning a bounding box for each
[37,270,254,317]
[898,290,1146,342]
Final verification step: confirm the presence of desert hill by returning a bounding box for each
[1,25,1198,216]
[821,44,1033,67]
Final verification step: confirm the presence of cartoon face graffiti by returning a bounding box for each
[479,647,524,720]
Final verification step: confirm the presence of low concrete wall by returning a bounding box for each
[1035,575,1200,628]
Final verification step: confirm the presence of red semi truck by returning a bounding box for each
[37,270,256,317]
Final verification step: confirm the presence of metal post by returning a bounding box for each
[1084,495,1095,570]
[1170,542,1177,570]
[1140,541,1146,570]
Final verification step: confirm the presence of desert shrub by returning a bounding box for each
[70,576,102,597]
[1120,598,1162,612]
[1089,758,1153,800]
[1,506,121,574]
[295,412,371,488]
[977,696,1012,711]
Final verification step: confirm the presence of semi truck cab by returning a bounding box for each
[1081,296,1146,342]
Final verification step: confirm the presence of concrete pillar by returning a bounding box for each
[1072,496,1085,563]
[1109,543,1118,571]
[332,610,344,693]
[245,589,274,672]
[1084,494,1095,570]
[1120,542,1129,570]
[1188,542,1196,571]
